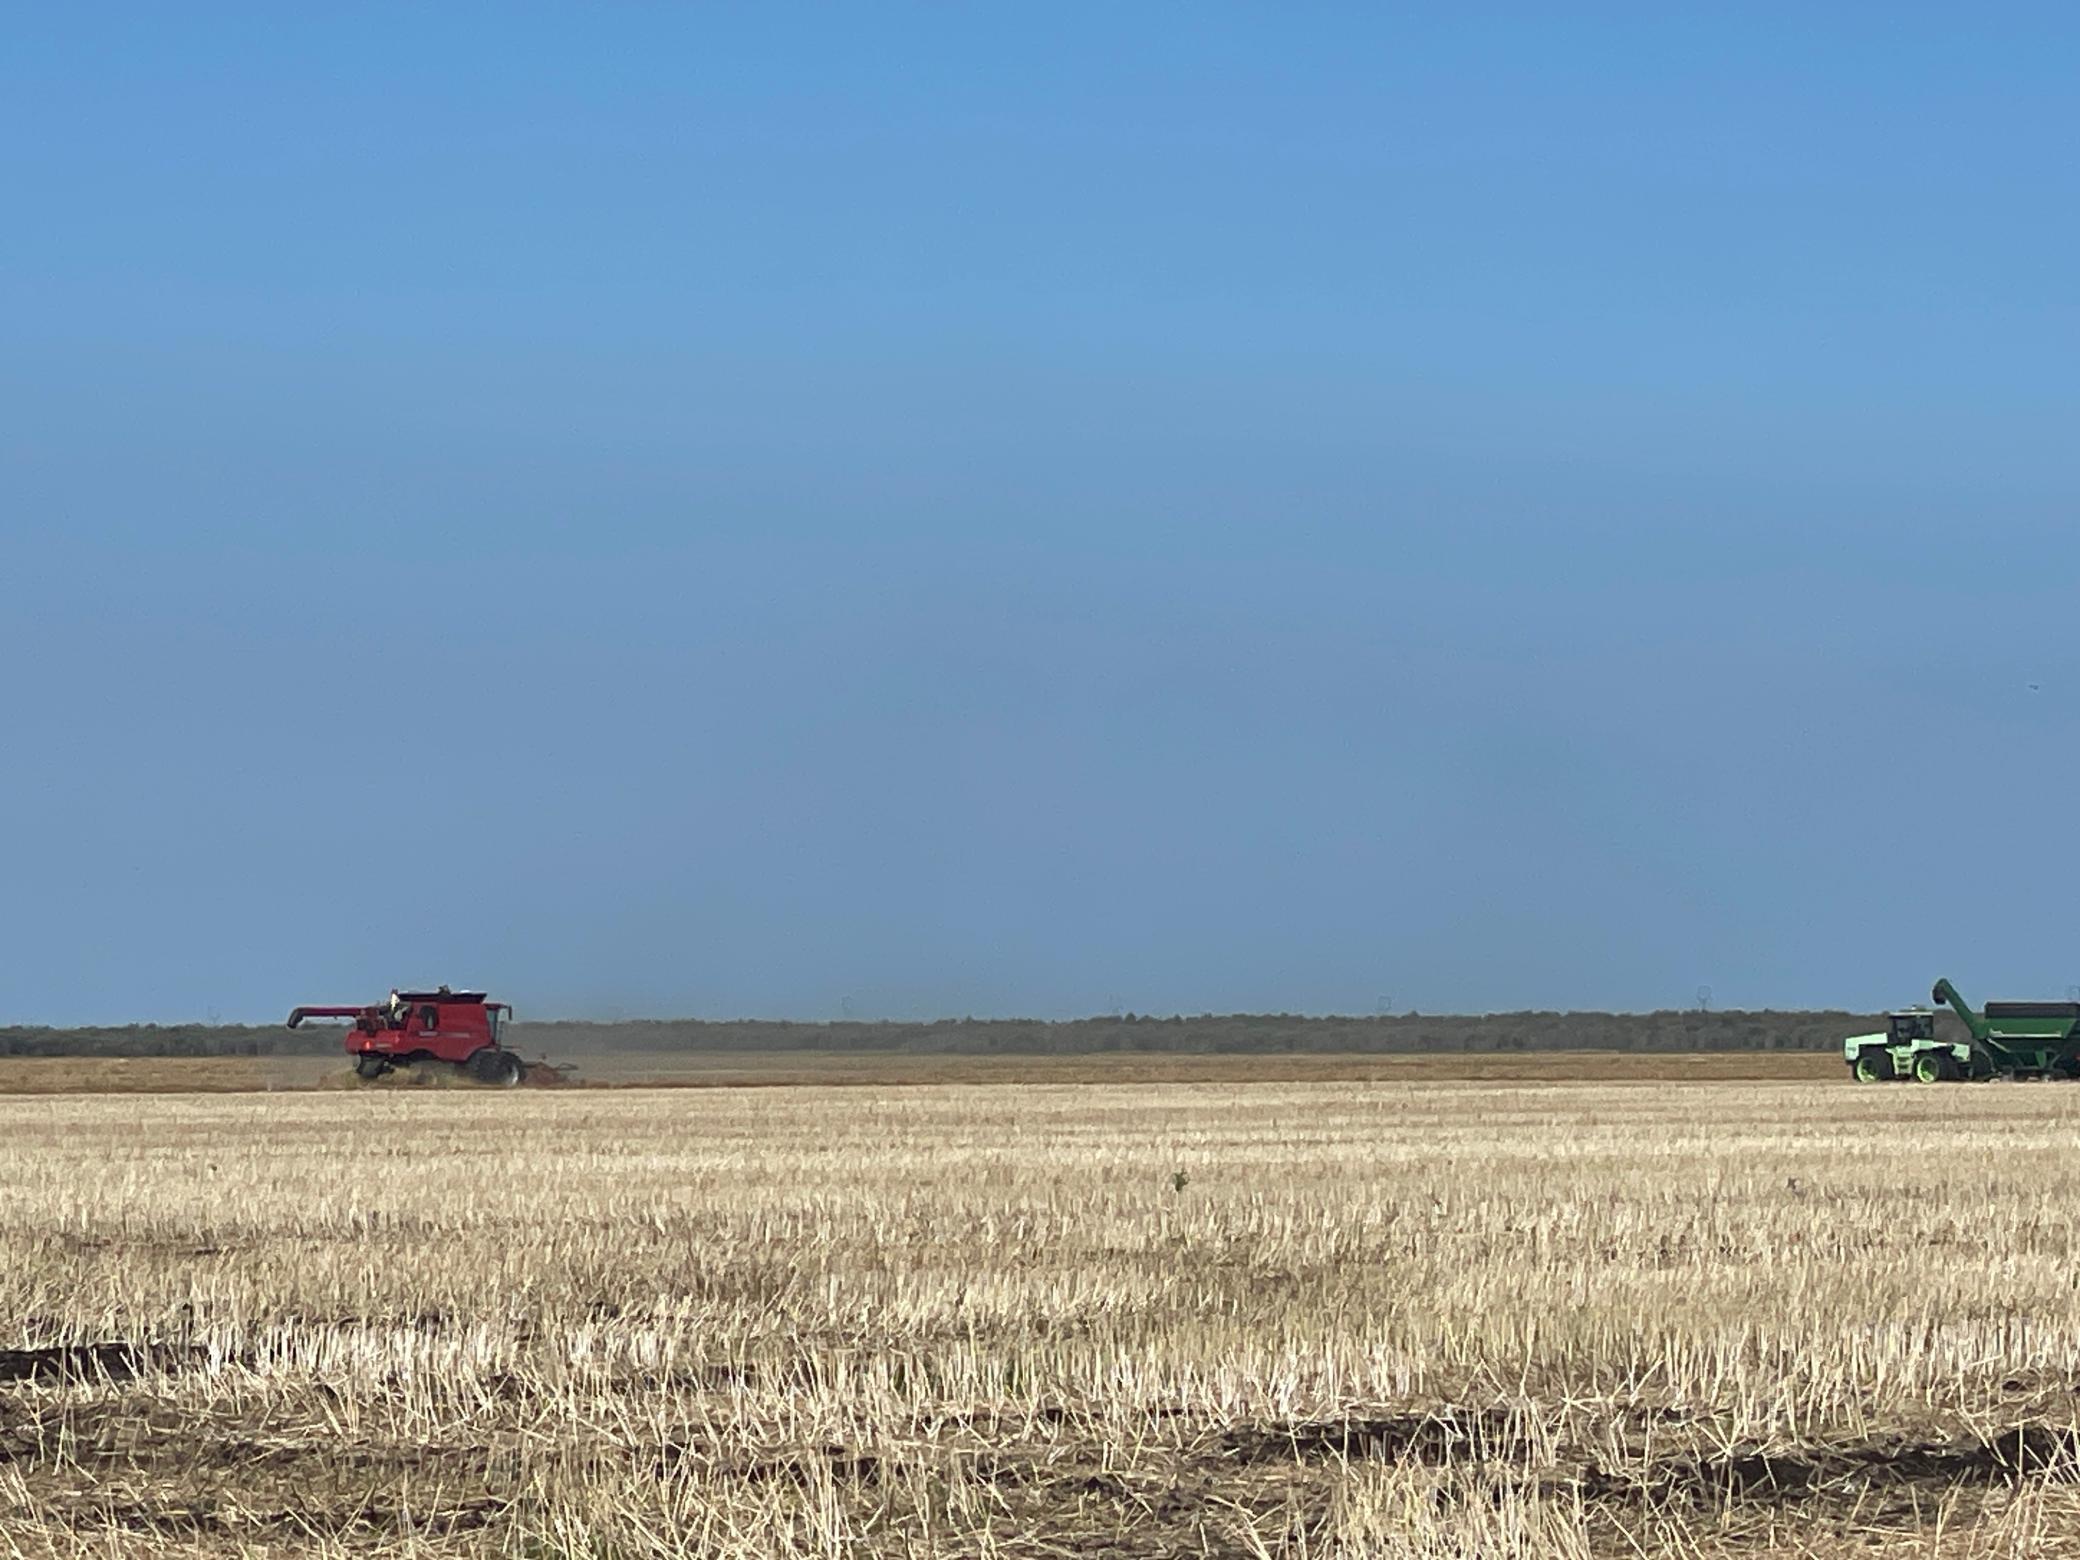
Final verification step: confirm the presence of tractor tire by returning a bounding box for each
[353,1055,390,1081]
[1853,1051,1894,1083]
[466,1048,524,1087]
[1913,1051,1952,1084]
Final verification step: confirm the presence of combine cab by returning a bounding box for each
[288,987,523,1085]
[1845,979,2080,1083]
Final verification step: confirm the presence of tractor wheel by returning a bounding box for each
[353,1055,390,1081]
[1853,1051,1893,1084]
[466,1048,524,1087]
[1913,1052,1952,1084]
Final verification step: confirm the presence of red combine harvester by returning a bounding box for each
[287,987,524,1085]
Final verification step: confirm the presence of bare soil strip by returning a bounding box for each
[0,1047,1847,1094]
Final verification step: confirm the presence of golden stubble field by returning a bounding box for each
[3,1078,2079,1557]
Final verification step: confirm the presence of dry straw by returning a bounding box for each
[2,1079,2078,1555]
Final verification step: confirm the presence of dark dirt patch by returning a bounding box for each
[1221,1407,2080,1532]
[652,1435,887,1486]
[1223,1407,1530,1467]
[0,1341,204,1384]
[75,1494,507,1539]
[1603,1423,2080,1506]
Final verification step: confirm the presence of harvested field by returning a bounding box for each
[3,1081,2077,1555]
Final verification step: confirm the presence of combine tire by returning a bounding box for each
[465,1048,524,1088]
[1913,1052,1953,1085]
[353,1055,390,1081]
[1852,1051,1893,1083]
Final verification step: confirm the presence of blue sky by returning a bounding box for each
[5,6,2078,1022]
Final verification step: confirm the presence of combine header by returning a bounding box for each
[288,987,524,1085]
[1844,979,2080,1083]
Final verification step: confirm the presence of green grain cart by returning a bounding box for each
[1844,979,2080,1082]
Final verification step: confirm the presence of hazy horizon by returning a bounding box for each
[4,997,1901,1031]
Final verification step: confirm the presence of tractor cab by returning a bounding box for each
[1846,1007,1961,1083]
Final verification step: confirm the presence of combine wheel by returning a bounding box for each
[353,1055,390,1081]
[1852,1051,1893,1084]
[466,1048,524,1087]
[1913,1052,1953,1085]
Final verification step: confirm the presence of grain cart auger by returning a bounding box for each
[1843,979,2080,1083]
[287,987,524,1085]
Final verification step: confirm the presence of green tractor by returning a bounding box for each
[1843,1006,1951,1083]
[1844,979,2080,1083]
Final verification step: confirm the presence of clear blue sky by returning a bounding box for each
[5,6,2077,1023]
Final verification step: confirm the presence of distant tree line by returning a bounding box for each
[0,1010,1881,1059]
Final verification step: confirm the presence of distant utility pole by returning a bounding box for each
[1695,985,1713,1013]
[1374,995,1393,1017]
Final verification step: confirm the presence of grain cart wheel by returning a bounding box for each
[353,1055,390,1081]
[1853,1050,1894,1083]
[466,1048,524,1087]
[1913,1052,1952,1084]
